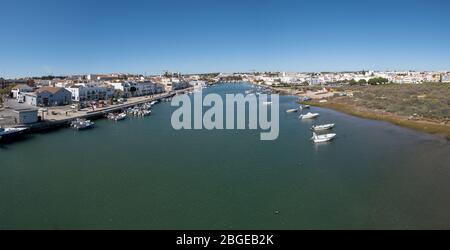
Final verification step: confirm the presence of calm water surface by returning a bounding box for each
[1,83,449,229]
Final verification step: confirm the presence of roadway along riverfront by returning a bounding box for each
[25,87,193,132]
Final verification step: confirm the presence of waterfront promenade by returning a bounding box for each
[6,87,193,132]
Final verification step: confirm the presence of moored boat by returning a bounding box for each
[114,113,127,121]
[299,112,320,119]
[286,108,299,113]
[71,118,94,130]
[0,127,28,140]
[311,132,336,143]
[312,124,335,131]
[300,105,311,110]
[107,113,116,120]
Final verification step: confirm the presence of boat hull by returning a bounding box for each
[312,124,335,131]
[0,128,27,141]
[76,125,94,130]
[312,133,336,143]
[300,115,319,119]
[313,138,334,143]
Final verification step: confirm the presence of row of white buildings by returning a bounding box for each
[65,81,167,102]
[241,71,450,86]
[10,79,187,107]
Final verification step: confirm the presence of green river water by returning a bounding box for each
[1,83,449,229]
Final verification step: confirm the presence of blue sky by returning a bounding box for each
[1,0,449,78]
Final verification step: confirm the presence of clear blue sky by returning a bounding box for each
[1,0,449,78]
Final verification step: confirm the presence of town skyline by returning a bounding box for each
[2,68,450,80]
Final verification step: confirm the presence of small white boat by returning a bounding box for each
[143,110,152,116]
[299,112,320,119]
[150,101,158,106]
[300,105,311,109]
[286,108,299,113]
[0,127,27,139]
[311,132,336,143]
[312,124,335,131]
[114,113,127,121]
[263,102,273,105]
[71,119,94,130]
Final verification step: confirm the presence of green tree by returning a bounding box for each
[349,79,357,85]
[358,79,367,85]
[368,77,389,85]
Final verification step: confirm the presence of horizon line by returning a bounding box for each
[3,69,450,79]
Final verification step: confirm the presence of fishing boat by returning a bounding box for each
[263,101,273,105]
[142,110,152,116]
[106,113,116,120]
[299,112,320,119]
[299,96,312,102]
[300,105,311,109]
[141,103,152,110]
[311,132,336,143]
[114,113,127,121]
[286,108,299,113]
[128,107,143,116]
[312,124,335,131]
[0,127,27,140]
[150,101,159,106]
[71,118,94,130]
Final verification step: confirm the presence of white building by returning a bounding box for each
[171,81,190,91]
[189,80,206,88]
[109,81,165,98]
[308,77,321,85]
[442,73,450,83]
[11,84,33,99]
[109,82,131,97]
[137,81,165,96]
[279,77,294,84]
[86,74,98,81]
[65,83,115,102]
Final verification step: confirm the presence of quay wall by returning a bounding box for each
[25,90,185,133]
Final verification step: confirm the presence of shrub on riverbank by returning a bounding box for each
[302,83,450,139]
[341,83,450,121]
